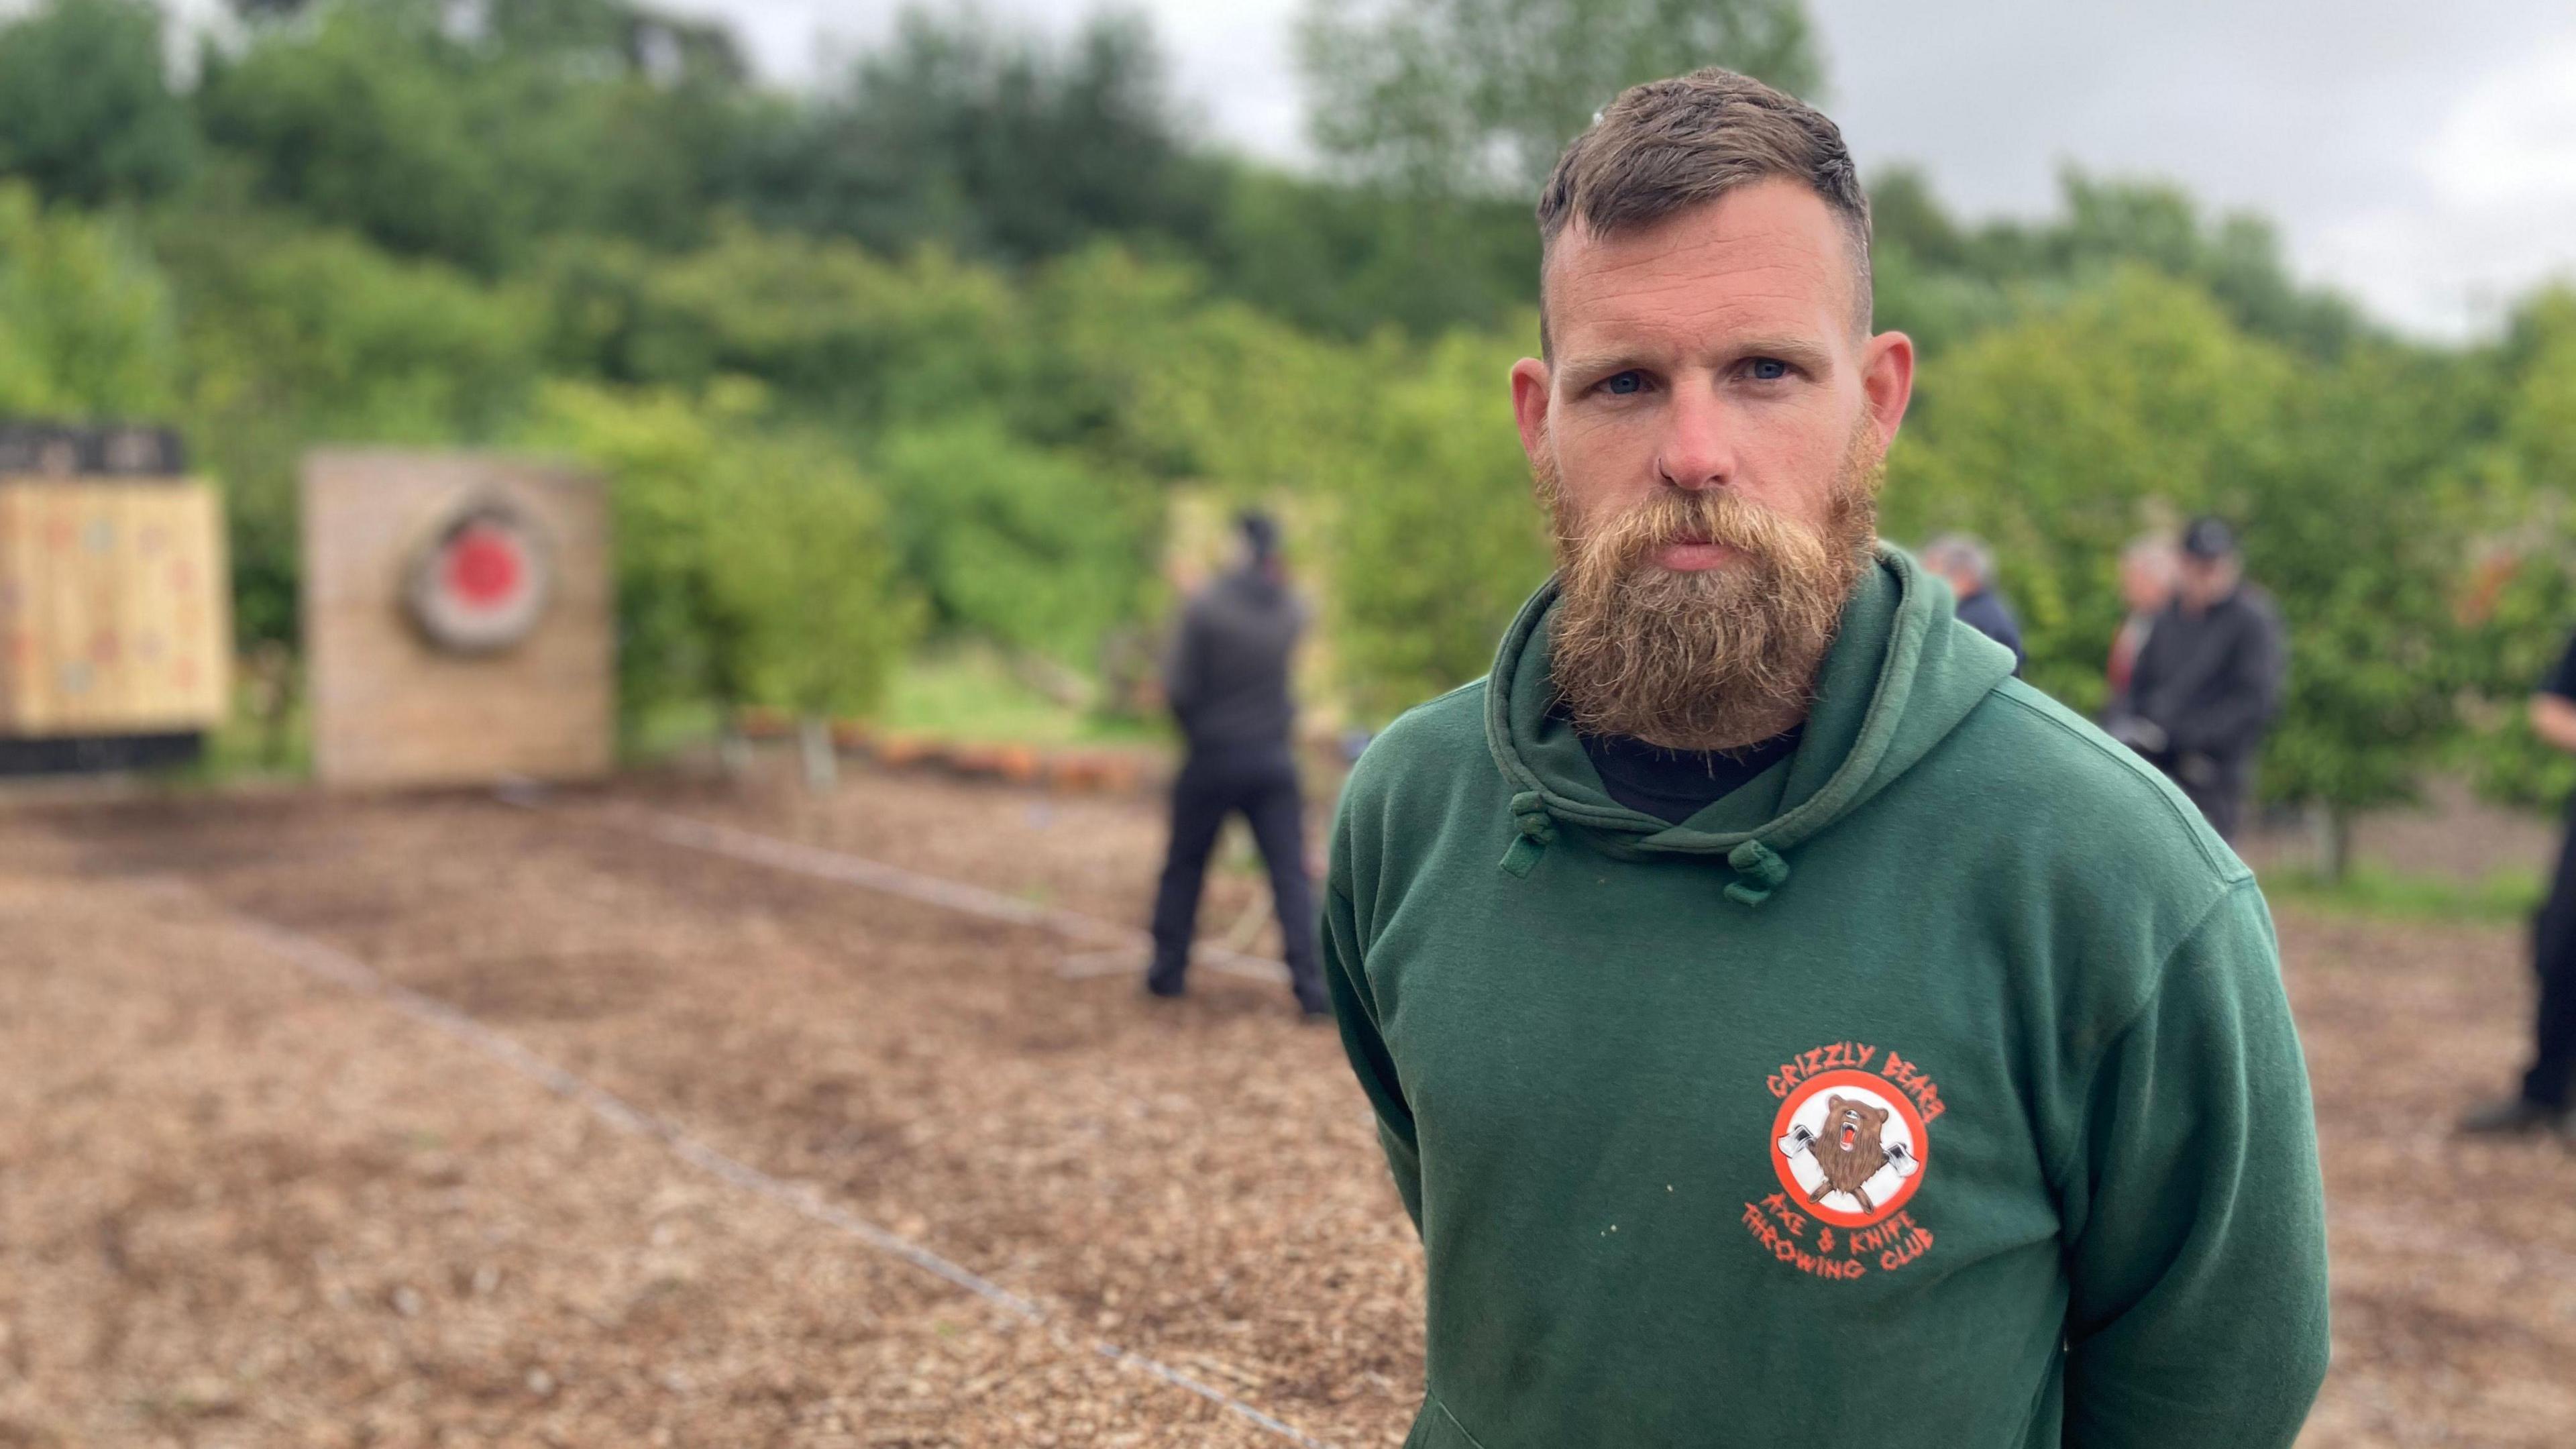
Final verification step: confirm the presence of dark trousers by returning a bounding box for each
[1147,747,1326,1011]
[2522,820,2576,1109]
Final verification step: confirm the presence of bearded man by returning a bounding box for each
[1320,70,2329,1449]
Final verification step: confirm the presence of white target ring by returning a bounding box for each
[405,500,553,654]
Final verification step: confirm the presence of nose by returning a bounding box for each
[1654,384,1737,492]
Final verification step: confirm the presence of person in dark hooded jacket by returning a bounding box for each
[2106,517,2286,841]
[2458,633,2576,1141]
[1146,511,1329,1014]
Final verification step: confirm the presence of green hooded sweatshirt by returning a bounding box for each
[1323,546,2328,1449]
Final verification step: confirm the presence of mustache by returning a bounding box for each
[1560,486,1835,581]
[1538,433,1884,752]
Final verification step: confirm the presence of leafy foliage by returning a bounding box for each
[0,0,196,207]
[737,7,1217,268]
[0,182,177,417]
[1880,265,2501,845]
[157,204,539,644]
[2447,290,2576,808]
[525,380,917,729]
[1886,267,2294,714]
[0,0,2569,835]
[1320,329,1554,718]
[1298,0,1819,195]
[707,431,918,722]
[533,224,1026,431]
[2249,343,2483,825]
[1871,168,2368,364]
[875,415,1155,664]
[197,0,759,272]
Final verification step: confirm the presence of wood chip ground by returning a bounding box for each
[0,765,2568,1446]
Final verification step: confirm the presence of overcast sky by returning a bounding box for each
[653,1,2576,339]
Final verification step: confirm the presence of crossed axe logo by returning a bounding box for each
[1776,1122,1921,1181]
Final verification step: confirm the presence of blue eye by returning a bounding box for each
[1748,358,1790,381]
[1603,371,1645,395]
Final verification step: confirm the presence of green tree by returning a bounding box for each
[1324,327,1553,718]
[0,0,197,207]
[1011,243,1364,482]
[2451,290,2576,810]
[197,0,528,271]
[1202,168,1539,339]
[1886,267,2294,715]
[706,425,919,786]
[1865,167,2016,359]
[735,6,1218,268]
[0,182,177,417]
[197,0,762,272]
[873,415,1155,665]
[525,379,917,747]
[2249,341,2483,873]
[1867,168,2365,365]
[1889,266,2482,875]
[534,225,1028,431]
[159,206,539,645]
[1297,0,1820,197]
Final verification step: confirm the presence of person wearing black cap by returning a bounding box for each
[2104,518,2287,840]
[1146,510,1330,1014]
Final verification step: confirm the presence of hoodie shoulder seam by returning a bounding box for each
[2043,875,2264,1212]
[1984,683,2253,887]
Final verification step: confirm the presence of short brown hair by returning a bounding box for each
[1536,68,1871,350]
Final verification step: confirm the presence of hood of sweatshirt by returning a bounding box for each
[1482,543,2017,904]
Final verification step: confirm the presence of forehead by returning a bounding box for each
[1544,179,1856,354]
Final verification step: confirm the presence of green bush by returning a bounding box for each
[1887,266,2296,714]
[0,0,195,208]
[874,415,1153,664]
[527,380,918,733]
[158,206,539,645]
[1322,327,1552,720]
[0,181,176,417]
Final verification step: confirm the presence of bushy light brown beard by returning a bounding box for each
[1540,426,1884,751]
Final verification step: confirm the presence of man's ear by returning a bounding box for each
[1511,357,1552,463]
[1860,331,1916,448]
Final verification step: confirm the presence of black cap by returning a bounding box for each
[1237,508,1280,560]
[2180,516,2237,561]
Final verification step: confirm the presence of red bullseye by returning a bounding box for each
[405,501,552,654]
[443,524,523,608]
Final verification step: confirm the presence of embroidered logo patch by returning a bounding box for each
[1742,1042,1943,1281]
[1772,1071,1925,1224]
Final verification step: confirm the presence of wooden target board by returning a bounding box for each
[0,477,229,737]
[303,451,610,788]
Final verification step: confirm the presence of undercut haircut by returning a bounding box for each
[1536,68,1872,354]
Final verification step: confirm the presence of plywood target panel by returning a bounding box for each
[303,451,611,788]
[0,477,229,737]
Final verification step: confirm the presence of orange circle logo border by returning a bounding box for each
[1768,1068,1931,1229]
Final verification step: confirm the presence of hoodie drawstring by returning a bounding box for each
[1725,839,1792,907]
[1500,794,1792,906]
[1499,790,1556,877]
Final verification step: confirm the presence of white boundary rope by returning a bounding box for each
[621,807,1293,986]
[191,892,1334,1448]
